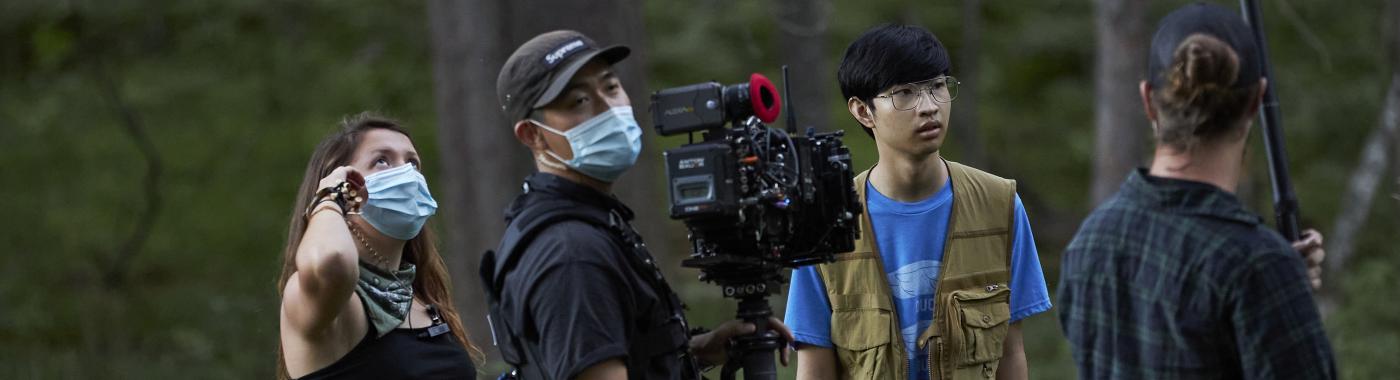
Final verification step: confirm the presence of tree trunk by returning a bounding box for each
[773,0,832,132]
[951,0,987,168]
[427,0,528,362]
[427,0,672,362]
[1090,0,1148,204]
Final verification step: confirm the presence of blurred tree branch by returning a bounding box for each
[1321,0,1400,318]
[1326,76,1400,289]
[92,57,163,287]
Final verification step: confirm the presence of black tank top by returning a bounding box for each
[295,306,476,380]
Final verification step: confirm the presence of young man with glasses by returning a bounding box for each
[784,24,1050,380]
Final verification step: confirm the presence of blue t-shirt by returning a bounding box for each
[785,177,1052,380]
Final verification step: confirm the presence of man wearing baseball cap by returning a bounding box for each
[479,30,793,380]
[1057,3,1335,379]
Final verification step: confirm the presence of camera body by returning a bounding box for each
[650,69,862,379]
[651,73,861,287]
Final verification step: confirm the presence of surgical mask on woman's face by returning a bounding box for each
[531,106,643,183]
[359,163,437,240]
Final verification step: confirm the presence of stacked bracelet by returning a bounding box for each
[303,180,364,220]
[306,198,343,218]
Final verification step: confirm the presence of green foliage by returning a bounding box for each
[1330,255,1400,379]
[1,0,1394,378]
[1,0,437,377]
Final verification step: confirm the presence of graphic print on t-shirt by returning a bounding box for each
[888,259,940,372]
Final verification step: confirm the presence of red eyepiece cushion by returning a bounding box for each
[748,73,782,124]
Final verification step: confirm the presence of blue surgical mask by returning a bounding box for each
[531,106,643,183]
[360,163,437,240]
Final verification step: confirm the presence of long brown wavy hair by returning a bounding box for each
[276,112,482,379]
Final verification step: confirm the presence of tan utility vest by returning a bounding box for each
[814,160,1015,380]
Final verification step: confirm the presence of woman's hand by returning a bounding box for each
[317,166,366,212]
[319,166,365,195]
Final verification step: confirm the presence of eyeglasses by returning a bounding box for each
[874,76,960,110]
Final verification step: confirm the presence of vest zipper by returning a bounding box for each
[935,339,946,380]
[930,339,938,380]
[902,348,908,380]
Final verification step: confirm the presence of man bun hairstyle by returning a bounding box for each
[1145,3,1267,152]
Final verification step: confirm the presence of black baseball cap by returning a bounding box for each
[1147,2,1261,88]
[497,30,631,122]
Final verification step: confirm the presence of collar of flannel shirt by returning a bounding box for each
[1119,168,1263,226]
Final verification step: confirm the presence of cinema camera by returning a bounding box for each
[650,67,862,380]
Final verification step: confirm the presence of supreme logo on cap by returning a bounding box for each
[543,39,586,66]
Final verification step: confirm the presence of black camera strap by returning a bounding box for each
[600,209,701,379]
[482,198,696,379]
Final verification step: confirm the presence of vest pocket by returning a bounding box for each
[830,294,892,350]
[947,285,1011,367]
[830,293,894,379]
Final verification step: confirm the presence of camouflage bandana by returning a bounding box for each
[353,260,417,337]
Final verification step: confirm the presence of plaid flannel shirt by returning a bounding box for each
[1058,169,1337,379]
